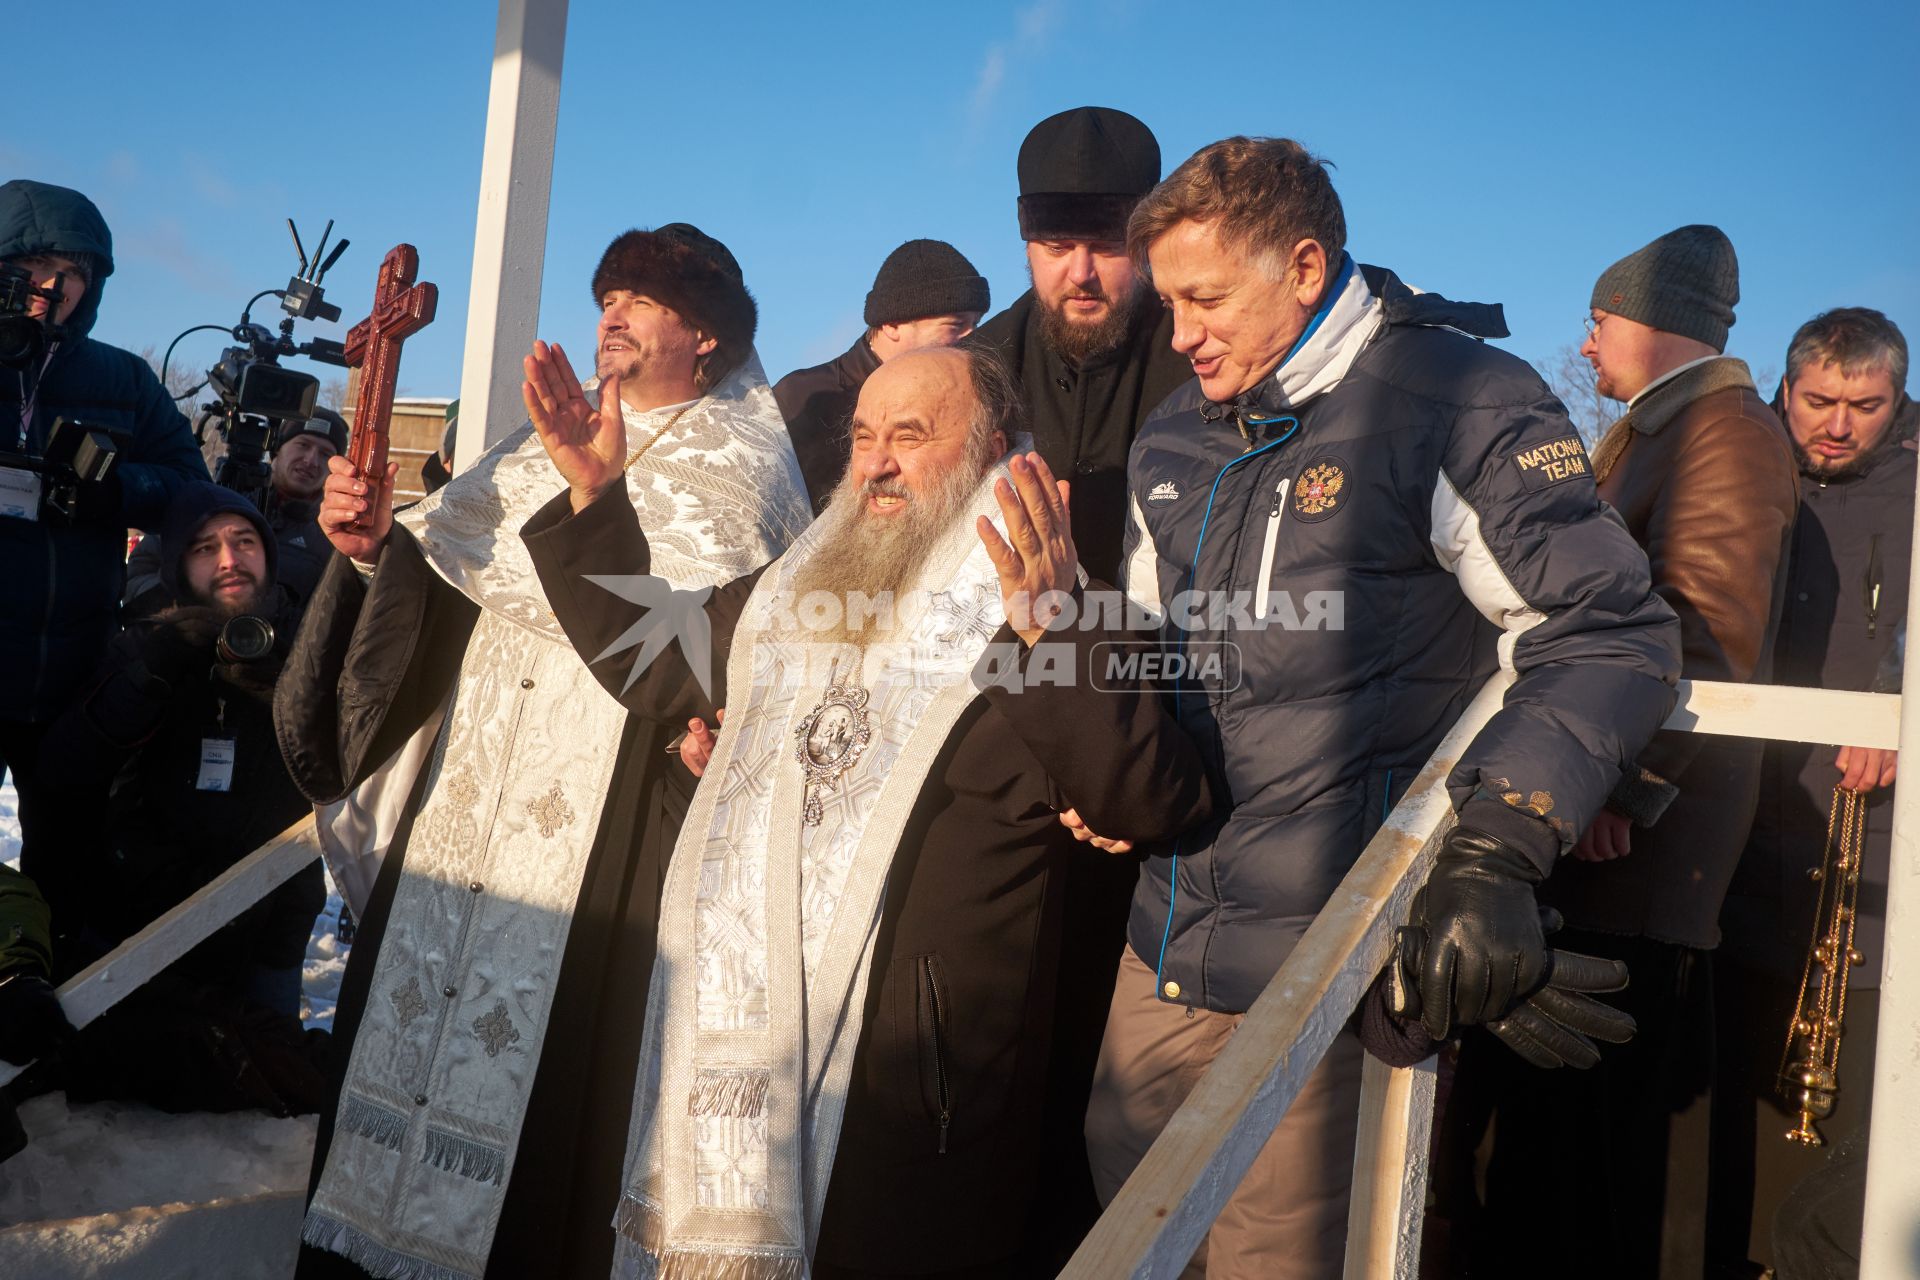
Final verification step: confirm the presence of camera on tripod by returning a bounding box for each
[167,218,352,506]
[0,261,71,370]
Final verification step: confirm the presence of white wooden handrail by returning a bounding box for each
[1064,678,1901,1279]
[0,815,322,1089]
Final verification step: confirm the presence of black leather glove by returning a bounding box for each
[0,971,76,1066]
[1405,824,1551,1039]
[1390,900,1637,1069]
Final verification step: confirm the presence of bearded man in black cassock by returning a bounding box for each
[516,342,1214,1277]
[967,105,1194,1248]
[283,224,811,1280]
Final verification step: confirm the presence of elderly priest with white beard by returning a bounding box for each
[519,342,1215,1278]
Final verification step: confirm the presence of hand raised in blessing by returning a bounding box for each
[523,340,626,513]
[977,451,1078,647]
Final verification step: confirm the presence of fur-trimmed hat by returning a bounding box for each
[591,223,757,378]
[1016,107,1161,243]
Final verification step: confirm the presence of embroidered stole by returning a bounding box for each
[303,358,810,1280]
[612,463,1016,1279]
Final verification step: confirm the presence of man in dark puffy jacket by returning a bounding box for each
[0,179,208,890]
[27,481,326,1116]
[1089,136,1681,1279]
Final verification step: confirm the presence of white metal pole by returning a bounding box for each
[1859,460,1920,1278]
[452,0,568,476]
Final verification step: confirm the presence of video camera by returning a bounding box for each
[0,415,129,526]
[0,261,70,370]
[169,219,351,507]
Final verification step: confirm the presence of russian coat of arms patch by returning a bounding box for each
[1293,460,1347,521]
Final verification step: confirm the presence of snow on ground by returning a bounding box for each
[0,842,352,1229]
[0,1097,316,1228]
[1,773,20,868]
[302,873,348,1033]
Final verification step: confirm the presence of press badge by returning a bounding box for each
[0,467,42,522]
[197,737,237,792]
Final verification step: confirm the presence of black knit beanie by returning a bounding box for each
[279,406,349,456]
[863,240,990,327]
[1591,225,1740,353]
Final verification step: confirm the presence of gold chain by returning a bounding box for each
[1781,784,1869,1145]
[623,403,693,471]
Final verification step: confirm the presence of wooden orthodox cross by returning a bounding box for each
[344,244,438,485]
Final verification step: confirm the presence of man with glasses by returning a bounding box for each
[1463,224,1800,1277]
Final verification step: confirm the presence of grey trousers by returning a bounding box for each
[1085,944,1363,1280]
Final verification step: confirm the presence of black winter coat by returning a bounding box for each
[773,335,881,513]
[0,185,208,721]
[973,291,1190,583]
[31,609,321,981]
[1724,415,1917,987]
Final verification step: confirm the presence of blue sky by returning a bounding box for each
[9,0,1918,410]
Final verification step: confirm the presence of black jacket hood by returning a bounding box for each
[0,179,115,340]
[156,482,277,603]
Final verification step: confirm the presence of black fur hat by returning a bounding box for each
[1016,107,1160,243]
[591,223,757,377]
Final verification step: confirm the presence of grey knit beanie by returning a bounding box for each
[863,239,990,327]
[1590,224,1740,352]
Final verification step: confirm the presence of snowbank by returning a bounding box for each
[0,836,351,1267]
[0,1096,315,1228]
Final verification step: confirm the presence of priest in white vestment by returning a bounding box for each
[279,225,812,1280]
[520,344,1218,1278]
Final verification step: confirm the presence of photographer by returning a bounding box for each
[125,407,346,622]
[0,179,208,888]
[25,482,327,1116]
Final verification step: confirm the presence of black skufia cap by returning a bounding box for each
[1015,107,1160,243]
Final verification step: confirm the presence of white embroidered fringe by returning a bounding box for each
[612,1195,805,1280]
[685,1068,770,1118]
[338,1093,409,1150]
[424,1127,508,1185]
[302,1211,479,1280]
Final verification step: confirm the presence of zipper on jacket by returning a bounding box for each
[1153,416,1301,1000]
[1865,533,1883,639]
[920,956,952,1154]
[1252,478,1291,620]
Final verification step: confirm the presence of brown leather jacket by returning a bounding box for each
[1541,356,1799,946]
